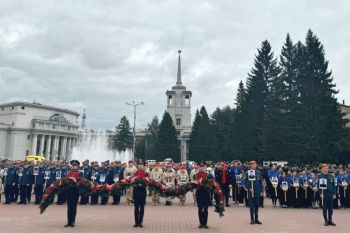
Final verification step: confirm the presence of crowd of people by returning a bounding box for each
[0,158,348,227]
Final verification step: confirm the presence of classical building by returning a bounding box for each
[166,50,192,161]
[0,102,79,161]
[340,101,350,127]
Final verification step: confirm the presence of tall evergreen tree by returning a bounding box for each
[154,112,180,162]
[240,40,280,161]
[144,116,159,160]
[211,106,235,161]
[113,116,133,152]
[189,106,216,162]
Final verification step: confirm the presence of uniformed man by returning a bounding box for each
[18,161,33,205]
[34,162,46,205]
[124,160,137,205]
[215,162,232,207]
[132,160,148,228]
[163,163,176,206]
[244,160,263,225]
[229,161,241,204]
[80,160,92,205]
[177,163,189,206]
[57,161,68,205]
[194,162,212,229]
[64,160,81,228]
[111,161,124,205]
[267,164,279,207]
[90,162,100,205]
[150,162,163,206]
[99,161,109,205]
[317,163,336,226]
[4,160,18,204]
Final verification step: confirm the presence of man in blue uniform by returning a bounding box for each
[57,161,69,205]
[244,160,263,225]
[99,161,109,205]
[317,163,336,226]
[18,161,33,205]
[215,162,231,207]
[80,160,92,205]
[34,162,46,205]
[4,160,18,204]
[112,161,124,205]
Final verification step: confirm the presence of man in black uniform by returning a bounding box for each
[132,160,148,228]
[64,160,81,228]
[195,161,213,229]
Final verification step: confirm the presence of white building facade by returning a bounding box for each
[166,51,192,162]
[0,102,79,161]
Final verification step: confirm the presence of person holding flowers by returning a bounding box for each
[132,160,148,228]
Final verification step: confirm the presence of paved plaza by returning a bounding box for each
[0,195,349,233]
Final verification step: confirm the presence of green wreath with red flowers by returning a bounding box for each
[40,177,225,217]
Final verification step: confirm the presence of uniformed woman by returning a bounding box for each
[132,160,148,228]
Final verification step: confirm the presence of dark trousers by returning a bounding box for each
[34,185,44,204]
[19,185,29,204]
[134,198,146,224]
[231,182,237,203]
[323,197,334,222]
[278,188,288,206]
[112,195,121,204]
[4,184,14,203]
[220,184,230,206]
[248,193,260,221]
[237,187,244,204]
[67,187,79,225]
[80,194,89,204]
[269,187,278,206]
[198,204,208,226]
[58,190,67,204]
[27,185,32,202]
[101,196,109,205]
[339,187,348,208]
[14,185,19,202]
[90,193,99,204]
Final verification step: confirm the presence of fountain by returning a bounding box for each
[71,130,132,163]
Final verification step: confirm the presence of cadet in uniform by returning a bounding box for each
[64,160,81,228]
[150,162,163,206]
[163,163,176,206]
[244,161,263,225]
[112,161,124,205]
[132,160,148,228]
[317,163,336,226]
[190,163,198,205]
[34,162,46,205]
[57,161,68,205]
[18,161,33,205]
[124,160,137,205]
[4,160,18,204]
[215,162,231,207]
[177,163,189,206]
[194,162,212,229]
[80,160,92,205]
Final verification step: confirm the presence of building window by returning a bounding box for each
[27,135,30,140]
[176,118,181,126]
[26,150,29,156]
[185,95,190,106]
[177,131,180,136]
[11,106,14,110]
[52,125,56,129]
[12,122,14,127]
[32,123,35,128]
[169,95,172,105]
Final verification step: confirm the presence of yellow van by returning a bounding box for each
[26,155,46,162]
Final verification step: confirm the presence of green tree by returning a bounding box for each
[144,116,159,160]
[154,112,180,162]
[112,116,133,152]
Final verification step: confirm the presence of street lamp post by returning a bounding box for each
[125,101,144,160]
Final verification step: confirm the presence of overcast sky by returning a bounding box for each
[0,0,349,129]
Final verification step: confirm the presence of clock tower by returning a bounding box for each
[166,50,192,161]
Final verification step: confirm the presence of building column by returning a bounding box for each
[39,134,45,156]
[52,136,59,161]
[183,140,187,162]
[46,135,52,160]
[31,134,38,155]
[66,137,71,159]
[60,137,67,160]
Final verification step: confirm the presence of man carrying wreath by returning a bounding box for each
[64,160,81,228]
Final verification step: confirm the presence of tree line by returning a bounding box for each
[110,30,350,165]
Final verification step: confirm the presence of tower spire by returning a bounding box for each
[176,50,182,85]
[81,109,86,129]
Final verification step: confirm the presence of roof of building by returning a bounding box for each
[0,101,80,116]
